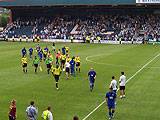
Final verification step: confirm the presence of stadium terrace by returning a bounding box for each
[0,0,160,44]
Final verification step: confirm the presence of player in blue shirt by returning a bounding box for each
[44,46,49,53]
[88,68,96,92]
[36,44,41,52]
[106,87,116,120]
[62,46,66,55]
[43,46,49,61]
[69,57,75,76]
[21,47,27,57]
[38,50,43,62]
[29,47,33,59]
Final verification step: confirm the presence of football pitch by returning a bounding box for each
[1,42,160,120]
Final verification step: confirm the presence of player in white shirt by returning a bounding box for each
[119,72,126,99]
[65,61,70,79]
[109,76,117,105]
[109,76,117,94]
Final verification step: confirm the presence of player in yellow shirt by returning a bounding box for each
[51,65,62,90]
[41,106,53,120]
[75,56,81,72]
[66,55,71,63]
[60,54,66,69]
[65,46,69,54]
[21,56,27,73]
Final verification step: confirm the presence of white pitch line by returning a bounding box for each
[82,53,160,120]
[86,54,160,69]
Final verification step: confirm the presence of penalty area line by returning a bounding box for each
[82,53,160,120]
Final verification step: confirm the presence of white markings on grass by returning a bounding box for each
[86,54,129,68]
[83,53,160,120]
[86,54,160,69]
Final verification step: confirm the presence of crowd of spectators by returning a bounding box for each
[2,14,160,42]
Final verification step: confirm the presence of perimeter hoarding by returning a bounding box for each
[0,0,135,6]
[136,0,160,3]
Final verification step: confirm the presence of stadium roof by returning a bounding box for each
[0,0,136,6]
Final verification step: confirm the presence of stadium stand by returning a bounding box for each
[0,1,160,43]
[2,10,160,42]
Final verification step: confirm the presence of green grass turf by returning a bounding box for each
[0,41,160,120]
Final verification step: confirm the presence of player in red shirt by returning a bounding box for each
[8,99,16,120]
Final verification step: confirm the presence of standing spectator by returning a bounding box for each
[26,101,38,120]
[42,106,53,120]
[8,99,16,120]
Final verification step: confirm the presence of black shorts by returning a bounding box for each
[22,63,27,68]
[76,62,80,67]
[66,67,70,73]
[9,115,16,120]
[61,60,65,65]
[34,64,38,68]
[43,54,46,58]
[47,64,51,69]
[54,75,60,82]
[120,86,125,90]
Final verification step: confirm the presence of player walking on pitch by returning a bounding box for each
[33,56,40,73]
[26,101,38,120]
[8,99,16,120]
[106,87,116,120]
[75,56,81,72]
[21,47,27,57]
[21,56,28,73]
[29,47,33,59]
[70,57,76,76]
[45,57,52,74]
[88,68,96,92]
[65,60,70,79]
[41,106,53,120]
[51,65,62,90]
[119,72,126,99]
[109,76,117,94]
